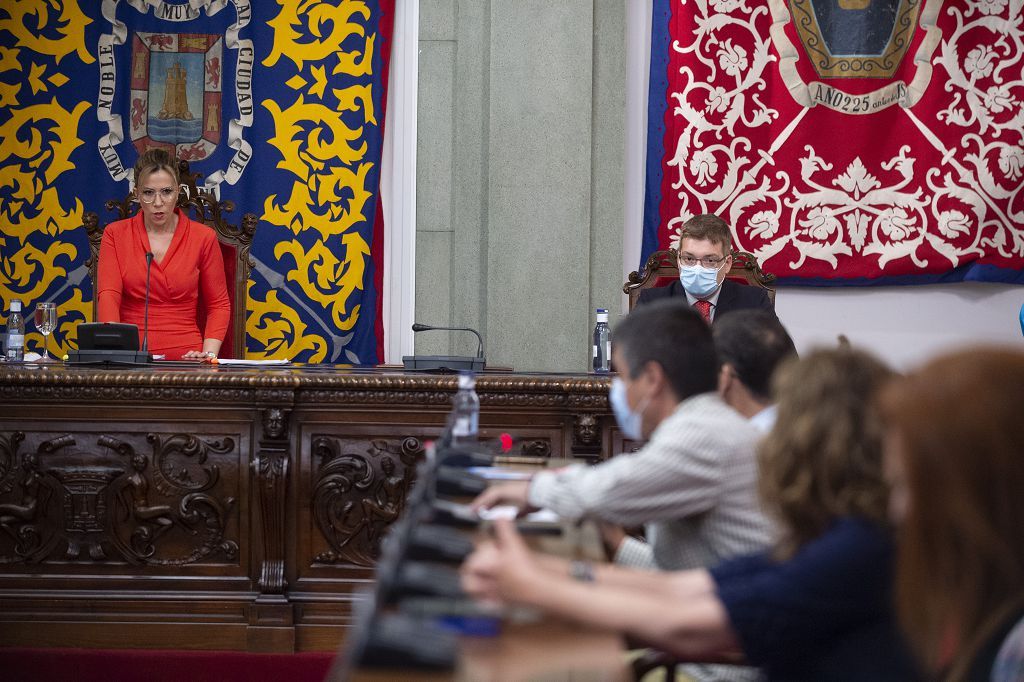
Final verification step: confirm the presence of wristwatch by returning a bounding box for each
[205,351,217,359]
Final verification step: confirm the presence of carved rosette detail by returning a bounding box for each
[0,433,238,566]
[312,436,423,567]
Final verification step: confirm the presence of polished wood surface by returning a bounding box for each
[351,621,630,682]
[0,363,614,653]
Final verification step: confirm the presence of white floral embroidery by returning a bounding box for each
[878,208,917,242]
[718,40,749,78]
[800,207,841,241]
[845,212,869,252]
[964,45,996,79]
[999,146,1024,181]
[937,210,971,239]
[689,149,719,186]
[710,0,745,12]
[974,0,1008,16]
[746,211,778,240]
[706,86,730,114]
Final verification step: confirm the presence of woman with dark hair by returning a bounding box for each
[881,348,1024,682]
[461,348,919,681]
[97,148,230,361]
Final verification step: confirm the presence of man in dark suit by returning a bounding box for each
[638,214,775,323]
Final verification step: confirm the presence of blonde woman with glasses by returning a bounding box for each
[97,148,229,361]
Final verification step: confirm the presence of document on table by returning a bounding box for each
[216,359,290,366]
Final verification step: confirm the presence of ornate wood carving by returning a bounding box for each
[573,413,603,455]
[0,367,616,652]
[0,431,25,494]
[0,432,238,566]
[312,436,423,567]
[253,408,290,595]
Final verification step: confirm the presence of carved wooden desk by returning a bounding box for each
[0,364,613,653]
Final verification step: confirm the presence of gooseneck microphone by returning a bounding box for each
[411,323,484,359]
[142,252,154,353]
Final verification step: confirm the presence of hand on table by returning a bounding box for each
[182,350,218,363]
[470,480,535,515]
[461,518,543,606]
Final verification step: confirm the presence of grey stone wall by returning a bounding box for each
[416,0,625,372]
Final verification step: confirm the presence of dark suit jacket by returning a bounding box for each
[636,278,776,322]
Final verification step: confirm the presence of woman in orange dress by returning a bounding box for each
[97,149,230,361]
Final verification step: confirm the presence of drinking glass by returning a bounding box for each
[34,302,57,363]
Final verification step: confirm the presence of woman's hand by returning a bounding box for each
[461,518,543,606]
[182,350,217,363]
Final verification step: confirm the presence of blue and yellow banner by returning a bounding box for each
[0,0,394,362]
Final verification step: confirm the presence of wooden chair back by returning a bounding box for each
[83,160,256,358]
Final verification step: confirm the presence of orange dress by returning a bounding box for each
[97,209,230,360]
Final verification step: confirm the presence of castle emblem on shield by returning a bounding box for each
[130,32,222,160]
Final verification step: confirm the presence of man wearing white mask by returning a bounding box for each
[638,214,775,324]
[471,300,774,573]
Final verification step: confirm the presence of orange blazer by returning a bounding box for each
[97,210,230,360]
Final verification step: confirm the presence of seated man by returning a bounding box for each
[472,300,775,572]
[639,214,775,324]
[713,310,797,433]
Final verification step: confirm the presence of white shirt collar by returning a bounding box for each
[749,404,777,433]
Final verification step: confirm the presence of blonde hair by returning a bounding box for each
[134,147,180,187]
[758,348,895,560]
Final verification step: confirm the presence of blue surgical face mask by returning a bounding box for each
[679,264,722,298]
[610,377,649,441]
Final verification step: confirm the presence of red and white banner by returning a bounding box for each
[643,0,1024,284]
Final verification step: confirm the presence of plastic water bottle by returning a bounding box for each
[450,372,480,444]
[592,308,610,373]
[5,299,25,362]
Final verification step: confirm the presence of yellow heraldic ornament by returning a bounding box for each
[274,236,368,332]
[0,1,94,66]
[246,285,329,363]
[263,0,373,72]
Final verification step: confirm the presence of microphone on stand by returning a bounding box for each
[142,252,154,354]
[402,323,486,371]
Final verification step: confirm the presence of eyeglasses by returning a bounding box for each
[138,187,179,204]
[679,254,728,268]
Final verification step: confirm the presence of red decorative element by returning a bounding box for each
[147,35,173,50]
[648,1,1024,283]
[499,432,514,453]
[694,299,712,324]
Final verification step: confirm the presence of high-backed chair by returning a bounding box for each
[83,160,256,359]
[623,248,776,312]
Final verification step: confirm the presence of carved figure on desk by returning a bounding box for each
[112,454,180,559]
[0,453,54,560]
[263,408,287,440]
[354,456,410,547]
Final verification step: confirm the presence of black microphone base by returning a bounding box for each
[402,355,485,371]
[66,349,152,365]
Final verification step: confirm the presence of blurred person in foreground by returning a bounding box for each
[712,310,796,433]
[881,348,1024,682]
[471,300,773,574]
[462,348,920,681]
